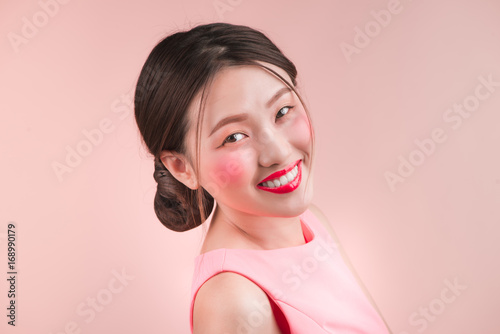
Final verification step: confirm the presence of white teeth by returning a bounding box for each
[260,164,299,188]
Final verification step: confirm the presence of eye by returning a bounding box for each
[222,132,246,146]
[219,106,294,147]
[276,106,293,119]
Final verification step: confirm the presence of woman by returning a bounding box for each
[134,22,392,333]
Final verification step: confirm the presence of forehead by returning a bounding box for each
[195,62,292,123]
[209,63,290,103]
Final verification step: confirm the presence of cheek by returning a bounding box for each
[203,151,252,195]
[215,155,246,184]
[290,113,312,147]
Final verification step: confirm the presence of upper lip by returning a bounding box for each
[258,159,301,185]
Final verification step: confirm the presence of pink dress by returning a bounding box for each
[189,208,391,333]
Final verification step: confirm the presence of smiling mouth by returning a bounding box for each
[258,163,299,188]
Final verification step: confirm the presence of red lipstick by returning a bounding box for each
[257,159,302,194]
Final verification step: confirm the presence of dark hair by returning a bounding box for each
[134,22,315,232]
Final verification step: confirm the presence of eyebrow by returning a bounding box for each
[266,86,292,108]
[209,86,293,137]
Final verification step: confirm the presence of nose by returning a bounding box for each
[257,127,292,168]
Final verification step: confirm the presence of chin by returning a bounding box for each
[265,197,313,218]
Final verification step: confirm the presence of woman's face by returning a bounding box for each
[186,62,314,218]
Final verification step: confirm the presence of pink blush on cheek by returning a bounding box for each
[290,113,312,145]
[209,155,247,189]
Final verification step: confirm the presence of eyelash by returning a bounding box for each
[221,105,294,146]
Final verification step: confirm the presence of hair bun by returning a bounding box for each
[152,158,214,232]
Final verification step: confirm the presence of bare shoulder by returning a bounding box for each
[307,203,338,241]
[193,272,281,334]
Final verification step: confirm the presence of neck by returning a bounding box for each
[209,203,306,250]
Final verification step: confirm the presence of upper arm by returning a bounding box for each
[193,272,281,334]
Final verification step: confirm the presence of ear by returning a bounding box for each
[160,150,199,190]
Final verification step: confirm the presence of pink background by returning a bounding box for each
[1,0,499,333]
